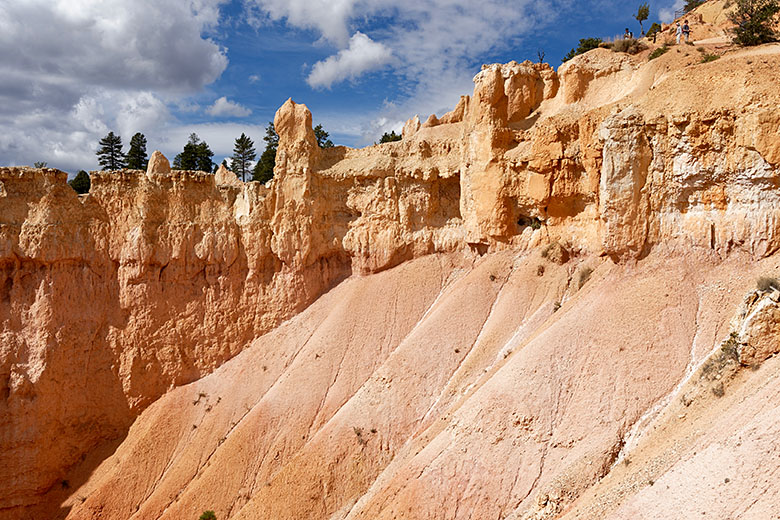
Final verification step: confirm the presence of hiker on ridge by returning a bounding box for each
[675,22,683,44]
[683,20,691,42]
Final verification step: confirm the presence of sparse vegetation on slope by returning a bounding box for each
[606,38,648,54]
[649,45,670,60]
[562,38,604,62]
[729,0,780,46]
[757,275,780,291]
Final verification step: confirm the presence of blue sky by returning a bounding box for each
[0,0,685,173]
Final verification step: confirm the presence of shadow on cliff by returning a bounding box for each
[9,431,129,520]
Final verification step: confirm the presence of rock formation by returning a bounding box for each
[3,4,780,518]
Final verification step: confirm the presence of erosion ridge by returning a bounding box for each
[3,3,780,517]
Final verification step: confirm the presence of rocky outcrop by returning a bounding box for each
[3,30,780,517]
[146,150,171,175]
[735,287,780,366]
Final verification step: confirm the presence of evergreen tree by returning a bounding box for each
[252,123,278,183]
[646,22,662,38]
[379,130,402,143]
[730,0,780,46]
[34,161,47,168]
[68,170,90,194]
[173,133,214,172]
[635,3,650,35]
[96,132,126,170]
[172,134,196,170]
[314,124,334,148]
[230,133,257,181]
[126,133,148,170]
[195,139,214,173]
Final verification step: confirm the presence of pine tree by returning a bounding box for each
[195,139,214,173]
[126,133,148,170]
[635,3,650,35]
[314,124,334,148]
[230,133,257,182]
[253,123,278,183]
[96,132,126,170]
[173,133,198,170]
[173,133,214,172]
[730,0,780,46]
[68,170,90,194]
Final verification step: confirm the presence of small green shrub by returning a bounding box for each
[648,45,669,60]
[701,332,742,380]
[562,38,604,62]
[578,267,594,289]
[518,215,543,230]
[721,332,740,362]
[701,53,720,62]
[609,38,647,55]
[199,511,217,520]
[353,427,368,446]
[757,276,780,291]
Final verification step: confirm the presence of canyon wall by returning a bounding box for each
[3,36,780,517]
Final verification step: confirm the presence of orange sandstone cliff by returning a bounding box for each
[3,9,780,518]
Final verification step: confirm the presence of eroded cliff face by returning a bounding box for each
[3,27,780,518]
[0,142,462,512]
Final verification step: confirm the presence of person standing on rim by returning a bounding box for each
[683,19,691,43]
[675,22,683,44]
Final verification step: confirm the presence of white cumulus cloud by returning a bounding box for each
[245,0,358,46]
[0,0,230,172]
[659,0,685,23]
[207,97,253,117]
[243,0,556,142]
[307,32,393,89]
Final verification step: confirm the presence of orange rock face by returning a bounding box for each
[3,12,780,518]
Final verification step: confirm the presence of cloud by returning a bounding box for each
[207,97,253,117]
[0,0,230,172]
[660,0,685,23]
[249,74,262,83]
[244,0,547,141]
[307,32,393,89]
[245,0,358,46]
